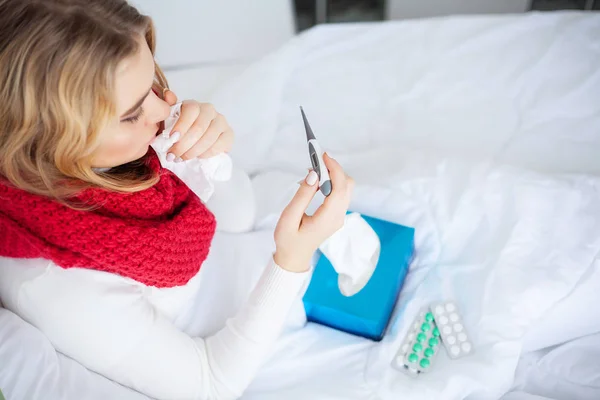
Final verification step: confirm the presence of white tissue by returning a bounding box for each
[319,212,381,297]
[151,103,233,202]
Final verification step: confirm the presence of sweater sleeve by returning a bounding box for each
[11,258,309,400]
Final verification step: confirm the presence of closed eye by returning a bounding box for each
[121,107,144,124]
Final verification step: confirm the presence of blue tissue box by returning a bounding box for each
[302,213,414,341]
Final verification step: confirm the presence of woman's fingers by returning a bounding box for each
[324,154,348,200]
[198,127,234,158]
[168,102,216,158]
[160,99,233,161]
[311,154,352,223]
[278,171,319,229]
[181,114,227,160]
[163,89,178,106]
[345,169,355,196]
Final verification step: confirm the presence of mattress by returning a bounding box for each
[2,10,600,400]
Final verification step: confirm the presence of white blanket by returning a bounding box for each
[506,331,600,400]
[243,163,600,400]
[2,11,600,400]
[212,10,600,399]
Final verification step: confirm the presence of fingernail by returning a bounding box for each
[170,131,181,142]
[306,170,318,186]
[166,153,176,162]
[175,157,184,163]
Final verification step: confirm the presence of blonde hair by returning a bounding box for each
[0,0,168,200]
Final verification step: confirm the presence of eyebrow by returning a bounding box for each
[120,87,152,118]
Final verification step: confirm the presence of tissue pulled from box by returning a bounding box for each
[319,212,381,296]
[151,103,232,202]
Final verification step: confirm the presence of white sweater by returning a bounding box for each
[0,160,309,400]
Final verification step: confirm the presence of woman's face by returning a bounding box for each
[91,35,171,169]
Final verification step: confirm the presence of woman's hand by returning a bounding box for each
[273,154,354,273]
[163,89,234,162]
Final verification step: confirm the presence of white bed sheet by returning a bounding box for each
[2,11,600,400]
[503,332,600,400]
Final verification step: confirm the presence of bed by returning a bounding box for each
[2,10,600,400]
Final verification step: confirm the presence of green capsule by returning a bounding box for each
[421,322,431,332]
[424,348,434,358]
[429,337,439,347]
[408,353,418,363]
[413,343,423,353]
[425,312,434,322]
[432,327,440,337]
[417,333,426,343]
[420,358,431,368]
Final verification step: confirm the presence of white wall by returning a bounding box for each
[128,0,295,69]
[386,0,530,20]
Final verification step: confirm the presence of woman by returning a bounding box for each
[0,1,353,399]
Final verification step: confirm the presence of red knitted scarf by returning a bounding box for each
[0,150,216,288]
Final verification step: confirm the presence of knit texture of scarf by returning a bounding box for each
[0,150,216,288]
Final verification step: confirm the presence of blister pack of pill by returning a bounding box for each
[430,301,473,359]
[392,308,442,374]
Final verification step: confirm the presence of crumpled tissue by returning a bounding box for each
[319,212,381,296]
[151,103,232,202]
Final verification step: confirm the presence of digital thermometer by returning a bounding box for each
[300,106,332,196]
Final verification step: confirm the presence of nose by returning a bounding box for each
[145,90,171,124]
